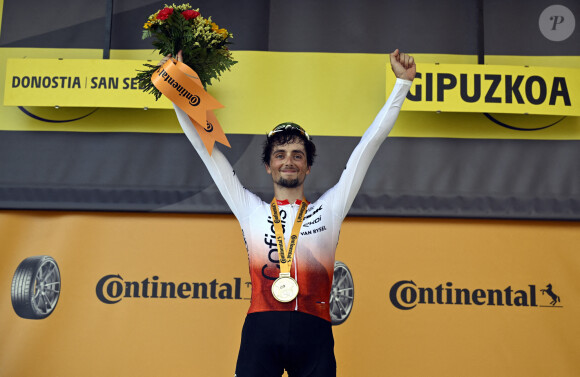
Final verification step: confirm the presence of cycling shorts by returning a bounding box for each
[235,311,336,377]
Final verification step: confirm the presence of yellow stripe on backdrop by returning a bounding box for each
[1,48,579,139]
[4,59,176,108]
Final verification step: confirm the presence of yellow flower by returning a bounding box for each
[211,22,219,31]
[217,28,228,38]
[143,21,152,29]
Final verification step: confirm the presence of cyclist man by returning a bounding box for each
[170,49,415,376]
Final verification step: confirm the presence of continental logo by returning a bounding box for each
[277,235,286,263]
[286,235,298,259]
[271,203,281,223]
[96,275,249,304]
[263,211,287,281]
[408,72,571,107]
[158,68,200,106]
[390,280,563,310]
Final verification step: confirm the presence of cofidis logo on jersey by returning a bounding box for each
[387,63,579,117]
[389,280,563,310]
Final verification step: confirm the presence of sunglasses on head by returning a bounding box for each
[267,123,311,141]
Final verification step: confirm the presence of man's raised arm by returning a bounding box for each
[325,49,416,219]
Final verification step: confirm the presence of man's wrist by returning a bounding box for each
[395,78,413,85]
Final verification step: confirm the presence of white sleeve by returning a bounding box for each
[173,105,261,220]
[322,78,412,220]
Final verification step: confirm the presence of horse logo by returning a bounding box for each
[540,283,561,306]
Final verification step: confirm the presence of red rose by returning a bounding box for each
[156,7,174,20]
[182,10,200,20]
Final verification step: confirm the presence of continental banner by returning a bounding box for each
[387,63,580,116]
[0,211,579,376]
[4,58,173,109]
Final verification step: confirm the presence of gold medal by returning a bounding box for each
[272,273,299,302]
[269,198,308,302]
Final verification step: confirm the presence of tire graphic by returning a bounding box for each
[330,261,354,326]
[11,256,61,319]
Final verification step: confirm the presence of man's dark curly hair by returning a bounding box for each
[262,122,316,167]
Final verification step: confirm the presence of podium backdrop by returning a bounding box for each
[0,211,579,376]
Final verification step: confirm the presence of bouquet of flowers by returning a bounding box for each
[137,3,237,100]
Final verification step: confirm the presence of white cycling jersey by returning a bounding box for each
[174,78,411,321]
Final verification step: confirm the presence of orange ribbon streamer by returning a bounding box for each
[152,59,230,155]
